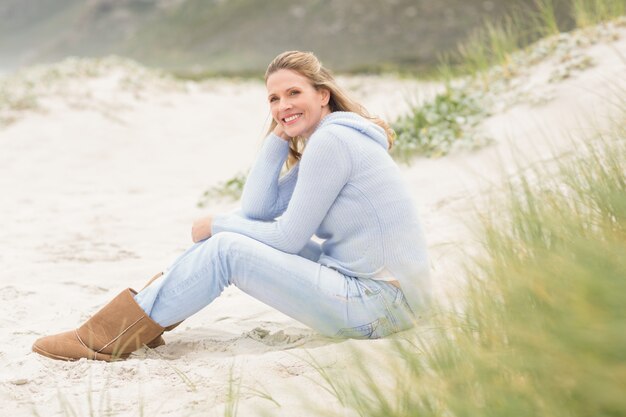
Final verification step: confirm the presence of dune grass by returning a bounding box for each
[305,91,626,416]
[439,0,623,80]
[390,0,625,163]
[197,171,248,208]
[573,0,626,28]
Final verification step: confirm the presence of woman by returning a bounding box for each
[32,51,430,361]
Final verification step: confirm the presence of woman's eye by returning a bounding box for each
[290,90,299,96]
[269,97,278,103]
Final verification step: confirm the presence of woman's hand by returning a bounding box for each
[191,214,213,243]
[273,123,291,141]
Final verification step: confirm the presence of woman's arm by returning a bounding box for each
[191,209,324,257]
[240,133,298,220]
[211,130,352,254]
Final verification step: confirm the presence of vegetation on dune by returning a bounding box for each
[389,2,625,164]
[298,3,626,416]
[307,97,626,417]
[390,87,490,160]
[0,56,181,127]
[197,172,248,209]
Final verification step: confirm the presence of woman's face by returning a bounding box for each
[266,69,330,139]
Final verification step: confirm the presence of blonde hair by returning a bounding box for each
[265,51,395,169]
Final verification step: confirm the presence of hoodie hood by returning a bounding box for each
[316,111,389,150]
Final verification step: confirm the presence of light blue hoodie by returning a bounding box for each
[212,111,430,311]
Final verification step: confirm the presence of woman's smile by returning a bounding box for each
[282,113,303,125]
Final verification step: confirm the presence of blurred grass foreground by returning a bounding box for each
[311,99,626,417]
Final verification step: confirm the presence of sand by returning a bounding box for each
[1,22,624,417]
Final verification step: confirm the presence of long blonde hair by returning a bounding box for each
[265,51,395,169]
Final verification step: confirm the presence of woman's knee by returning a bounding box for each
[210,231,251,244]
[201,232,257,258]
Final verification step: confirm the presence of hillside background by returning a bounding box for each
[0,0,578,76]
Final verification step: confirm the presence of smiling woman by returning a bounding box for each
[263,51,396,170]
[32,51,431,362]
[266,69,331,140]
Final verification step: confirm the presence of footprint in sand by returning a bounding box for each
[38,235,139,263]
[61,281,109,294]
[149,327,319,359]
[0,286,35,301]
[244,327,309,347]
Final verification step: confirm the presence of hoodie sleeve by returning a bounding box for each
[212,130,352,254]
[240,133,299,220]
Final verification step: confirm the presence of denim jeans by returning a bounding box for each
[134,232,416,339]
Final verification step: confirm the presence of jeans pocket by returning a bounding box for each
[351,277,382,299]
[389,287,417,331]
[336,320,377,339]
[336,317,393,339]
[395,287,416,316]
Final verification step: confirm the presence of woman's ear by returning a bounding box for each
[320,88,330,107]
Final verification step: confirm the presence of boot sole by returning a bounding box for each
[32,344,78,361]
[32,344,126,362]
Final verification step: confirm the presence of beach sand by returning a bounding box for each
[1,23,624,416]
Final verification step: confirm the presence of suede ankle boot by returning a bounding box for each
[32,289,165,361]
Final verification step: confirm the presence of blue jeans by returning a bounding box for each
[134,232,416,339]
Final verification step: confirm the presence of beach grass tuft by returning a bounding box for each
[306,96,626,416]
[393,0,625,162]
[197,171,248,208]
[572,0,626,28]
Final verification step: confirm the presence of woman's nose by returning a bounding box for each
[279,98,292,111]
